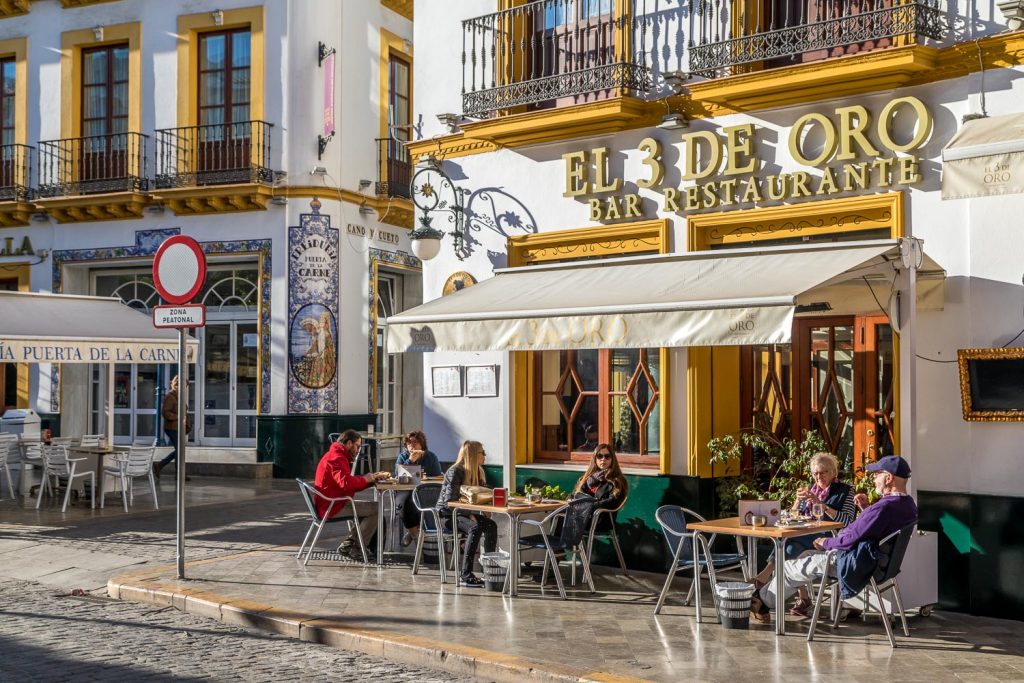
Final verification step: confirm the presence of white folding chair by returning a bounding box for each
[0,433,17,499]
[101,445,159,512]
[36,444,95,513]
[295,479,369,565]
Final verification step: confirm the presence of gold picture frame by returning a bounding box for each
[957,347,1024,422]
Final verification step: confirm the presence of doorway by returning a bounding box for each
[199,321,258,446]
[741,314,895,473]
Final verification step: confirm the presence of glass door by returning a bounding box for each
[200,322,256,446]
[108,364,160,445]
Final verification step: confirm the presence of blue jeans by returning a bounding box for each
[159,429,178,467]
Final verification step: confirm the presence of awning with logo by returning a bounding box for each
[942,112,1024,200]
[0,291,199,364]
[386,240,944,353]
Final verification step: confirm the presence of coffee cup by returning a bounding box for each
[526,493,542,504]
[744,511,768,526]
[398,474,411,484]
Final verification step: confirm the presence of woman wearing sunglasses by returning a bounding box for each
[573,444,629,530]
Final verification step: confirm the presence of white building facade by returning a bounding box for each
[0,0,420,475]
[406,0,1024,617]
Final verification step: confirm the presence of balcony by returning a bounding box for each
[154,120,277,214]
[0,143,33,226]
[376,137,412,199]
[461,0,652,116]
[688,0,946,75]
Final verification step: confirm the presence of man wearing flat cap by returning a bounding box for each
[751,455,918,622]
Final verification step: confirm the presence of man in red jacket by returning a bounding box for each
[314,429,388,562]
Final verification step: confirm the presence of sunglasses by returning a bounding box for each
[595,453,612,460]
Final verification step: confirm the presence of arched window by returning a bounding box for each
[201,269,259,312]
[102,276,160,312]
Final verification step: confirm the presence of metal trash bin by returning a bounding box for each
[481,551,509,592]
[421,535,440,566]
[715,581,756,629]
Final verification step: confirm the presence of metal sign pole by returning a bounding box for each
[176,328,187,579]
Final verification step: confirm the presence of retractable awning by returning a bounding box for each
[386,240,944,353]
[0,291,199,364]
[942,112,1024,200]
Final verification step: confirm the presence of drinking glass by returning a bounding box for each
[812,502,825,522]
[779,509,792,525]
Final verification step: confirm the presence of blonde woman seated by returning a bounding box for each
[435,440,498,588]
[751,452,860,617]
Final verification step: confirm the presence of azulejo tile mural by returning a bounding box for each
[50,229,272,414]
[288,199,339,413]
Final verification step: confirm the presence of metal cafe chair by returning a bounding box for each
[295,479,369,565]
[516,497,599,600]
[585,497,629,577]
[410,483,460,584]
[807,523,916,648]
[101,445,159,512]
[36,444,95,513]
[654,505,749,616]
[0,433,17,499]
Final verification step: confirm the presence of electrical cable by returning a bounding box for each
[863,274,959,364]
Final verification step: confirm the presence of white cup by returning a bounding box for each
[367,424,375,435]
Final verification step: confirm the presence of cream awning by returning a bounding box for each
[0,291,199,364]
[386,240,944,353]
[942,112,1024,200]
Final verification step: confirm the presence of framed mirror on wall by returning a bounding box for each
[958,347,1024,421]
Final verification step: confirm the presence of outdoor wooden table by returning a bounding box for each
[686,516,843,636]
[447,500,565,596]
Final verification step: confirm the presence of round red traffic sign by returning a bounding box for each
[152,236,207,305]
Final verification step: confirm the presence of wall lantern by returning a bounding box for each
[407,154,465,261]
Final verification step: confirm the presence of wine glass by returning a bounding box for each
[812,502,825,523]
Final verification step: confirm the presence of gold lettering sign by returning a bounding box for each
[564,96,933,219]
[0,235,34,257]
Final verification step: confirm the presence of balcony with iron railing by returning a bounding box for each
[0,143,33,203]
[155,120,274,189]
[376,137,412,199]
[37,132,148,198]
[459,0,948,118]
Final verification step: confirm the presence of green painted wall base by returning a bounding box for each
[918,490,1024,621]
[257,413,374,480]
[483,465,715,572]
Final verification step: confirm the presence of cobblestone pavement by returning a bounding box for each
[0,480,480,682]
[0,579,474,682]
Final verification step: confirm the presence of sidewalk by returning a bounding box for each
[108,545,1024,683]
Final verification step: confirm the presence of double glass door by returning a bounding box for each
[200,321,258,446]
[107,364,161,445]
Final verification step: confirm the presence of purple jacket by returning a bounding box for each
[822,494,918,552]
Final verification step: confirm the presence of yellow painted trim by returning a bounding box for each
[60,0,118,7]
[0,37,27,148]
[61,22,142,140]
[369,259,422,414]
[1,261,31,407]
[507,218,669,267]
[687,192,905,250]
[409,34,1024,159]
[380,0,413,22]
[509,218,672,472]
[684,193,904,477]
[379,29,413,180]
[283,185,414,227]
[34,191,150,223]
[177,6,265,128]
[0,1,28,18]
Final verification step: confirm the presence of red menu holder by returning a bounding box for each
[493,487,507,507]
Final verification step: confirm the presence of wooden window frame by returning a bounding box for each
[198,28,252,128]
[80,44,129,139]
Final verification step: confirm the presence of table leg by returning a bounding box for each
[774,538,785,636]
[507,512,518,598]
[694,532,704,623]
[376,489,385,567]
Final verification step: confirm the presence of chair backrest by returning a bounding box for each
[296,479,321,520]
[655,505,706,561]
[412,483,443,532]
[41,444,72,476]
[558,497,599,547]
[51,436,77,447]
[80,434,104,448]
[874,523,916,584]
[123,446,155,476]
[0,433,17,465]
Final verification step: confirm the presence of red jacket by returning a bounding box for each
[313,442,370,519]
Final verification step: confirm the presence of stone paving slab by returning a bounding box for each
[109,545,1024,683]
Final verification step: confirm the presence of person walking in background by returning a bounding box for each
[154,376,190,481]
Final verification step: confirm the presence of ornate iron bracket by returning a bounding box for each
[318,41,336,67]
[317,133,333,160]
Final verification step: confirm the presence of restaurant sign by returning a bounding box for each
[0,340,197,364]
[562,96,933,219]
[0,235,36,257]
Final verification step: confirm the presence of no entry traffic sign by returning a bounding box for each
[153,235,207,305]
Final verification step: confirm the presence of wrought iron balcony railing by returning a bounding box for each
[155,120,274,189]
[462,0,653,116]
[37,132,148,198]
[376,137,412,199]
[0,143,33,202]
[688,0,947,75]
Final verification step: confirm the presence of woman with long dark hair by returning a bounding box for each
[573,444,628,530]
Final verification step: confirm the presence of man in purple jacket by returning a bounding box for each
[751,455,918,622]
